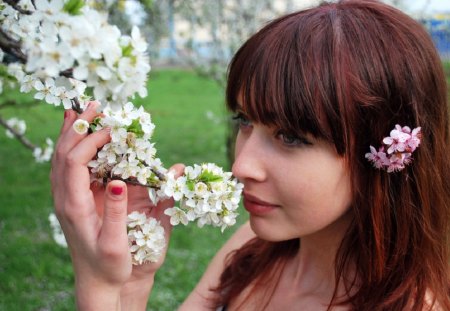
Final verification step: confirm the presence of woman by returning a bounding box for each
[51,0,450,310]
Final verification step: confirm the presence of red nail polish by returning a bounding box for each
[111,186,123,195]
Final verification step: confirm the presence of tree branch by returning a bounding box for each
[4,0,33,15]
[0,100,19,110]
[0,29,27,63]
[71,97,83,114]
[0,114,37,150]
[108,176,161,189]
[0,99,41,110]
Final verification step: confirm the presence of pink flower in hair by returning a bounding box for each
[398,125,412,134]
[386,153,411,173]
[406,127,421,152]
[382,125,411,154]
[365,146,389,169]
[366,124,421,173]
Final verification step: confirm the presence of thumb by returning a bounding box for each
[99,180,128,243]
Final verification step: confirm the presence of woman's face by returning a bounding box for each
[232,112,353,241]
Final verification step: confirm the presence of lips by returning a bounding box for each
[243,192,279,215]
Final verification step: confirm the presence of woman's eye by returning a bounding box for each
[232,112,252,128]
[276,131,311,147]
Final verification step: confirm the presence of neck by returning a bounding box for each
[287,211,353,298]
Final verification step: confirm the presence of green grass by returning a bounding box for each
[2,64,449,310]
[443,60,450,87]
[0,70,246,310]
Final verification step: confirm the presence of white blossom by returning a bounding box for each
[0,2,244,263]
[127,212,166,265]
[34,78,60,106]
[7,63,26,81]
[130,26,148,53]
[5,118,26,138]
[48,213,67,248]
[72,119,90,135]
[33,138,54,163]
[164,207,190,226]
[20,75,37,93]
[162,163,243,232]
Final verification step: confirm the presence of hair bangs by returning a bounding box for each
[226,10,344,149]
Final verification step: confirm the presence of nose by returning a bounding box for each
[232,128,267,183]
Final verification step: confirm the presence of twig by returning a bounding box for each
[0,99,40,110]
[0,100,19,110]
[0,114,37,150]
[0,29,27,63]
[71,98,83,114]
[150,167,166,182]
[4,0,33,15]
[0,28,21,48]
[109,176,161,190]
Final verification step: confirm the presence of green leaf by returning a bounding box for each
[147,173,160,186]
[186,180,195,192]
[127,119,144,137]
[92,117,101,126]
[198,171,222,183]
[140,0,154,10]
[63,0,85,15]
[122,44,133,57]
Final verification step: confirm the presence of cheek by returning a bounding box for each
[278,158,352,221]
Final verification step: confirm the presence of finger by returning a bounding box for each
[60,109,77,135]
[58,101,102,154]
[63,128,111,206]
[98,181,129,249]
[169,163,186,179]
[66,127,111,166]
[51,110,79,210]
[52,109,77,167]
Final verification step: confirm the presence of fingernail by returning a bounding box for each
[111,186,123,195]
[64,110,69,119]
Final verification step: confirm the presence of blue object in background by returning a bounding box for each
[421,18,450,60]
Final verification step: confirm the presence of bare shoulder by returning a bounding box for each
[178,221,256,310]
[420,290,444,311]
[423,291,445,311]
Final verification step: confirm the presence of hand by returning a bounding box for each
[50,103,184,310]
[89,172,185,310]
[90,172,184,274]
[96,172,184,310]
[88,155,185,299]
[117,180,185,310]
[51,103,127,310]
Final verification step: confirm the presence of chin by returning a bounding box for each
[249,216,295,242]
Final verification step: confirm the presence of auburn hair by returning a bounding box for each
[212,1,450,310]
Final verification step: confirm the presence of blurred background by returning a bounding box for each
[0,1,449,310]
[112,0,450,82]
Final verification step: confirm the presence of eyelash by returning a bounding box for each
[232,112,311,148]
[232,112,252,128]
[275,130,312,147]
